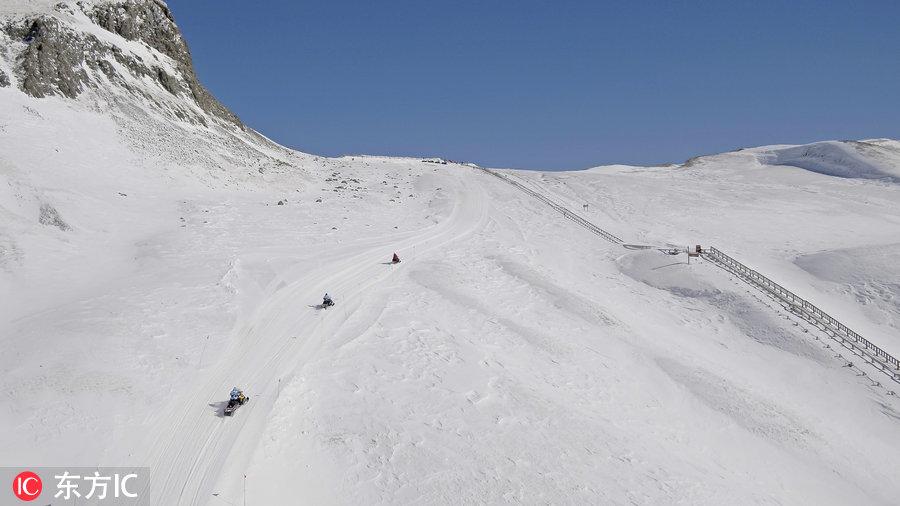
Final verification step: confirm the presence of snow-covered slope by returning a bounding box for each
[762,139,900,182]
[536,143,900,358]
[2,2,900,505]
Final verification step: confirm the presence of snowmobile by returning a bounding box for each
[322,294,335,309]
[224,387,250,416]
[391,253,401,264]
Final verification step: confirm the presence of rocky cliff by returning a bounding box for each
[1,0,242,128]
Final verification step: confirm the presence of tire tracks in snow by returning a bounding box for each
[133,170,488,505]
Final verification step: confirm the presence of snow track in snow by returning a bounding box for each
[135,171,489,505]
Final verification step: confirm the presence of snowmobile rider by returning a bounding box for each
[392,252,401,263]
[323,293,333,306]
[230,387,246,403]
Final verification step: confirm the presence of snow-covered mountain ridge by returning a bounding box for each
[1,0,239,126]
[699,139,900,182]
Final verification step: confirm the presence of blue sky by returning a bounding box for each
[169,1,900,170]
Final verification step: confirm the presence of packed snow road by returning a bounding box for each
[134,170,488,505]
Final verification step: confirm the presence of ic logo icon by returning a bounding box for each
[12,471,42,502]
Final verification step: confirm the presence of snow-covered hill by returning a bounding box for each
[764,139,900,182]
[2,2,900,505]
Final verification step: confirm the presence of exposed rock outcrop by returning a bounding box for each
[86,0,242,126]
[1,0,242,128]
[5,16,95,98]
[38,203,70,231]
